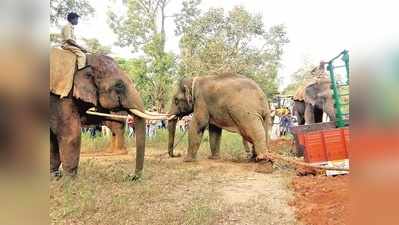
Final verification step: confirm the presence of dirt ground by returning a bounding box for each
[50,138,349,225]
[50,148,298,225]
[291,175,349,225]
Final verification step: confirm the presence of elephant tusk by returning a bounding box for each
[130,109,172,120]
[166,115,176,120]
[144,111,170,116]
[86,110,129,119]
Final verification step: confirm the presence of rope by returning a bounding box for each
[264,151,349,171]
[172,129,188,150]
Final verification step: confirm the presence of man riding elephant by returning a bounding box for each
[61,12,89,71]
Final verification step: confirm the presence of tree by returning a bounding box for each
[82,38,112,55]
[50,0,95,26]
[108,0,176,111]
[176,6,289,97]
[174,0,202,35]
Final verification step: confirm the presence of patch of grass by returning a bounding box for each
[220,132,247,161]
[81,132,110,153]
[183,197,218,225]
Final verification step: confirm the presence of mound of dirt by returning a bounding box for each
[291,175,349,225]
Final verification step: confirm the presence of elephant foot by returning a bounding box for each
[255,160,274,174]
[208,155,221,160]
[50,170,62,180]
[126,171,143,182]
[183,156,197,162]
[169,152,182,158]
[246,152,257,162]
[245,156,257,163]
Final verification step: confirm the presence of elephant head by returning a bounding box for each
[73,54,170,176]
[167,77,195,157]
[304,77,336,124]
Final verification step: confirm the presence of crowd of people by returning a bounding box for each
[126,115,168,139]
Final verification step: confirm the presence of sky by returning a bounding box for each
[73,0,398,90]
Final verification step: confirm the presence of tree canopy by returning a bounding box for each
[51,0,290,109]
[176,5,289,97]
[50,0,95,26]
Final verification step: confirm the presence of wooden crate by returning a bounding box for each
[303,127,349,163]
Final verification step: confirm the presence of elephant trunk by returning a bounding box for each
[134,116,146,175]
[167,118,180,157]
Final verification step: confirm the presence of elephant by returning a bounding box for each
[167,73,271,163]
[293,76,336,125]
[50,54,170,178]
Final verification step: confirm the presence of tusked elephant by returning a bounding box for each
[167,73,271,163]
[293,76,336,125]
[50,54,170,178]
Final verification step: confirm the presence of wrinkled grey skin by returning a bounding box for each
[167,73,271,162]
[294,78,336,125]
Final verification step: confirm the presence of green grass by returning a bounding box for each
[81,132,111,153]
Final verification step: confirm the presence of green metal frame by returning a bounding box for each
[326,50,349,128]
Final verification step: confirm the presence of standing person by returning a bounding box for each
[61,12,89,71]
[126,115,135,137]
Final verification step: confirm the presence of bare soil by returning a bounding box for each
[291,175,349,225]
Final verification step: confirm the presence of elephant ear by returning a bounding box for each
[73,68,98,106]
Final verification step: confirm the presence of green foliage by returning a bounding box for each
[174,0,202,35]
[108,0,175,111]
[176,6,289,97]
[82,38,112,55]
[50,0,95,26]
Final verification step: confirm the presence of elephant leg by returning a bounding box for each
[304,103,315,125]
[314,107,323,123]
[134,116,146,176]
[239,117,268,161]
[110,123,127,154]
[184,115,207,162]
[242,138,251,154]
[323,102,336,121]
[50,129,61,174]
[57,99,81,177]
[208,124,222,160]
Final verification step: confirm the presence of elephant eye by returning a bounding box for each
[174,98,179,104]
[114,80,125,94]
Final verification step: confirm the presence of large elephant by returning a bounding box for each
[293,77,336,125]
[167,73,271,162]
[50,54,169,178]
